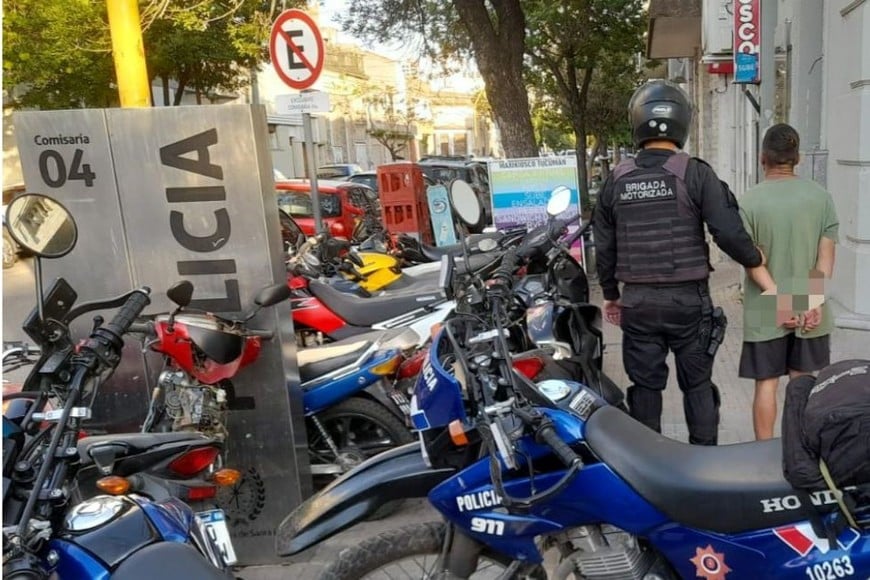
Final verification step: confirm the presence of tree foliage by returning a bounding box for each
[3,0,289,109]
[340,0,646,206]
[341,0,538,158]
[3,0,116,108]
[530,93,574,153]
[525,0,646,208]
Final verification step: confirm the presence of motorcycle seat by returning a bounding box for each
[298,340,372,384]
[77,432,210,466]
[585,406,829,534]
[308,280,443,327]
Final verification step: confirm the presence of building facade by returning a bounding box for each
[647,0,870,330]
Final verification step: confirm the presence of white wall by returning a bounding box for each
[823,0,870,318]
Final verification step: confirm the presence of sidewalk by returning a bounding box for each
[238,259,864,578]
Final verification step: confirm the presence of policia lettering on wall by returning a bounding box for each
[160,128,241,313]
[617,176,678,204]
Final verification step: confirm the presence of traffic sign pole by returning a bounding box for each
[270,9,327,235]
[302,112,323,233]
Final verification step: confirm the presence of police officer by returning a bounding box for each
[593,80,765,445]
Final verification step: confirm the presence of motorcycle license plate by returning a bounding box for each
[195,509,238,566]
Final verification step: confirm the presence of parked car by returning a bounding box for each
[275,180,381,242]
[316,164,364,180]
[345,171,378,194]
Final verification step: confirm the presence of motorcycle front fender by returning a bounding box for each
[275,442,455,556]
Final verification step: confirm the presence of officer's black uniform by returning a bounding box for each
[594,148,762,445]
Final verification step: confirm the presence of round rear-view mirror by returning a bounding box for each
[4,194,77,259]
[448,180,482,228]
[547,186,572,216]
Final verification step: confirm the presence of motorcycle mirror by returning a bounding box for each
[253,282,292,308]
[166,280,194,308]
[546,186,572,217]
[448,179,482,229]
[6,194,79,325]
[5,194,78,258]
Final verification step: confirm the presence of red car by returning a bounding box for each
[275,180,380,241]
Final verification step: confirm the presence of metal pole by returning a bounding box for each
[106,0,151,108]
[303,113,323,233]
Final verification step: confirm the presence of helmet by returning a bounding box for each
[628,80,692,148]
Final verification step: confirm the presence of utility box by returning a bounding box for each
[377,162,433,244]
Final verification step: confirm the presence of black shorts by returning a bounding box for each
[739,334,830,379]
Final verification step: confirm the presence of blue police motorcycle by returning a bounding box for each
[2,194,231,579]
[277,183,869,579]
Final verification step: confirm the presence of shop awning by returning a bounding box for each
[646,0,702,59]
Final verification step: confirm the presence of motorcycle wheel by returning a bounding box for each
[308,397,413,518]
[308,397,412,474]
[320,522,546,580]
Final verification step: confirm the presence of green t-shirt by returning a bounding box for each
[740,177,839,342]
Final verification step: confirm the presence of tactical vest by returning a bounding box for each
[610,152,709,284]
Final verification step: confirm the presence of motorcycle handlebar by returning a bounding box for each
[100,288,152,347]
[563,219,593,248]
[128,320,155,335]
[490,248,520,287]
[536,422,583,468]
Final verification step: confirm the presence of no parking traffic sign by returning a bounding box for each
[269,9,325,91]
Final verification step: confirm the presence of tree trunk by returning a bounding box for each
[161,75,170,106]
[173,71,188,106]
[568,67,595,212]
[598,136,611,181]
[452,0,537,158]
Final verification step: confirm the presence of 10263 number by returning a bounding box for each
[805,556,854,580]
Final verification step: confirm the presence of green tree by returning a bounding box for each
[530,93,574,153]
[585,53,645,176]
[145,1,280,105]
[360,84,418,161]
[3,0,286,109]
[3,0,117,109]
[525,0,645,208]
[341,0,538,158]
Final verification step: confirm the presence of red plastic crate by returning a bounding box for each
[381,199,433,245]
[377,162,427,205]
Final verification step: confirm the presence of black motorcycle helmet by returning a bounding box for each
[628,80,692,149]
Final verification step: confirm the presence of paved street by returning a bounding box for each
[2,256,865,578]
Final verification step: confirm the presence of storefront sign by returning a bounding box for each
[734,0,761,84]
[487,156,584,266]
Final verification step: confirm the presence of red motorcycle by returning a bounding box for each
[132,280,291,441]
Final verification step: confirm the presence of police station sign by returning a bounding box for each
[733,0,761,84]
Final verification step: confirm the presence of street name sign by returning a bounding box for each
[275,91,330,114]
